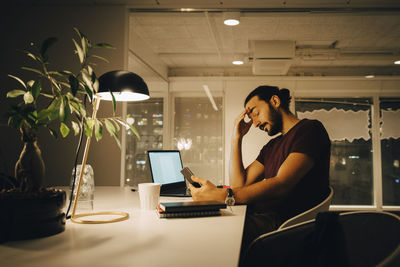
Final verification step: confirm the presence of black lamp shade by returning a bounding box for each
[98,70,150,101]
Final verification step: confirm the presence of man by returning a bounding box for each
[189,85,331,253]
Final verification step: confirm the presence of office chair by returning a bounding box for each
[278,186,334,230]
[241,211,400,267]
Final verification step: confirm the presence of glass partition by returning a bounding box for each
[124,98,164,187]
[173,96,224,186]
[295,98,373,205]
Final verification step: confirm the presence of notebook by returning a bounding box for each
[147,150,191,197]
[157,201,226,218]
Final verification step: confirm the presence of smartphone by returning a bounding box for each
[181,167,201,188]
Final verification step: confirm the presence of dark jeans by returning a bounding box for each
[239,211,282,266]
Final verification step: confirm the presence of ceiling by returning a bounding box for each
[128,0,400,77]
[13,0,400,77]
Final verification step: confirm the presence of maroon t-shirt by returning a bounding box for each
[254,119,331,221]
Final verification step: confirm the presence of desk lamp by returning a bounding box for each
[71,70,149,224]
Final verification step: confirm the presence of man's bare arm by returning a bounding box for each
[229,109,257,188]
[233,152,314,204]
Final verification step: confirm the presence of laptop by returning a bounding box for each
[147,150,191,197]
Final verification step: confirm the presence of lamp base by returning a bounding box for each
[71,211,129,224]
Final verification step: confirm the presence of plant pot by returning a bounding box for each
[0,188,66,243]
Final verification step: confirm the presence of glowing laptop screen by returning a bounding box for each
[148,150,185,185]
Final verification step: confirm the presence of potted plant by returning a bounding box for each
[0,28,138,242]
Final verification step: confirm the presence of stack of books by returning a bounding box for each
[157,201,227,218]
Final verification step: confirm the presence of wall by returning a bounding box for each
[0,5,128,186]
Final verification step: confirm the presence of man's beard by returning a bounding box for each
[266,103,282,136]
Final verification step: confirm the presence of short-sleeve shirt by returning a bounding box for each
[254,119,331,221]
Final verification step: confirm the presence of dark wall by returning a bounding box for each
[0,5,127,186]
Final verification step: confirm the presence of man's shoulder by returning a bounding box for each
[300,118,324,127]
[297,119,327,133]
[297,119,331,144]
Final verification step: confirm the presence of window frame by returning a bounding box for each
[293,92,400,212]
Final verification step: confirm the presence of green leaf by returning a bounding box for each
[110,91,117,113]
[60,122,70,138]
[87,65,94,76]
[91,54,109,63]
[78,102,87,117]
[48,76,62,92]
[49,128,58,139]
[48,71,64,77]
[64,98,71,122]
[23,92,34,104]
[47,97,61,110]
[84,119,95,138]
[40,37,58,61]
[82,70,93,91]
[68,75,79,96]
[8,116,22,129]
[59,97,65,122]
[40,93,54,98]
[73,27,84,39]
[81,36,88,58]
[26,52,42,62]
[59,81,71,88]
[121,119,140,139]
[69,101,80,115]
[104,119,115,136]
[31,80,41,100]
[8,74,27,89]
[94,119,103,141]
[111,119,120,132]
[71,121,80,136]
[86,118,95,129]
[93,78,99,93]
[93,43,114,49]
[21,67,44,76]
[72,38,84,64]
[37,109,52,121]
[59,70,74,76]
[84,85,93,102]
[7,90,26,98]
[112,134,121,149]
[27,80,35,87]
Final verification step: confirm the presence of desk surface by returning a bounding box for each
[0,186,246,267]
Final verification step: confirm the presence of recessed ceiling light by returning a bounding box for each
[365,75,375,79]
[180,8,194,12]
[395,60,400,65]
[232,60,244,65]
[223,12,240,26]
[224,19,240,26]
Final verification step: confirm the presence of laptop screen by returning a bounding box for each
[147,150,185,185]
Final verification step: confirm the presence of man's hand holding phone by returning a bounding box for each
[181,167,201,188]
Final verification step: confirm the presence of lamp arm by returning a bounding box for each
[71,96,101,219]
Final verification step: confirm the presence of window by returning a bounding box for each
[380,98,400,206]
[295,98,374,205]
[173,96,224,186]
[124,98,164,186]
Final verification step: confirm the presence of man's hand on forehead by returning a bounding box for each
[244,108,252,122]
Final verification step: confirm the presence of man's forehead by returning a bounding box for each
[245,95,261,109]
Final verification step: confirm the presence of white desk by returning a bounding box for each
[0,186,246,267]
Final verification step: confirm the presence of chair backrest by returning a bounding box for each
[241,211,400,267]
[278,186,334,230]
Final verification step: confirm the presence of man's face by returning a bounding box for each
[245,95,282,136]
